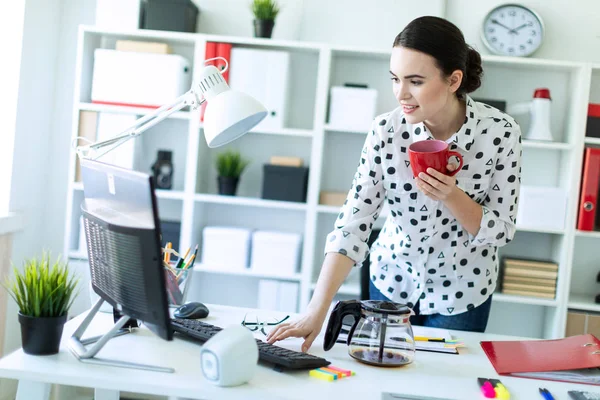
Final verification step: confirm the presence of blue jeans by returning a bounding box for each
[369,280,492,333]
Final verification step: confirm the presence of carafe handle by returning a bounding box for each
[323,300,362,351]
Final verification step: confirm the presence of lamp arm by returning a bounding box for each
[75,89,205,161]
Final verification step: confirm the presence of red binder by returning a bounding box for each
[200,42,218,122]
[577,148,600,231]
[481,334,600,385]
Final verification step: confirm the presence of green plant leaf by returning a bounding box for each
[215,150,250,178]
[2,252,79,318]
[250,0,280,20]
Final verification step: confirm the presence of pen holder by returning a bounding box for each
[164,264,192,307]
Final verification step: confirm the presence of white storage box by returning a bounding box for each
[250,231,302,276]
[328,86,378,132]
[516,186,567,231]
[229,48,290,131]
[202,227,251,270]
[91,49,191,108]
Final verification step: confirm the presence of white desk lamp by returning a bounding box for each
[74,57,268,160]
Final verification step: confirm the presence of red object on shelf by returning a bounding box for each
[533,88,551,99]
[577,148,600,231]
[215,42,232,83]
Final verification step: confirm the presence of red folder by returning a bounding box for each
[481,334,600,385]
[578,148,600,231]
[200,42,218,122]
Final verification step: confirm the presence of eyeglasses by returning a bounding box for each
[241,314,290,336]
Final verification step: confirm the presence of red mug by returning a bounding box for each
[408,140,463,177]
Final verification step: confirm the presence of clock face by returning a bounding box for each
[482,4,544,57]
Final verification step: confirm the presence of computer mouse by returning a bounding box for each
[174,302,210,319]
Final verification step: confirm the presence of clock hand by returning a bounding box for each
[491,19,513,31]
[508,23,529,34]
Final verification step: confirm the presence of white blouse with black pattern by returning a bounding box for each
[325,95,522,315]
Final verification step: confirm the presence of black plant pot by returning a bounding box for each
[218,176,239,196]
[253,19,275,38]
[18,312,67,355]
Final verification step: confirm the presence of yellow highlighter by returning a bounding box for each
[309,369,337,381]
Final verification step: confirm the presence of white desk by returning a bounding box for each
[0,304,596,400]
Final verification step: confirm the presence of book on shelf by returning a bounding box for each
[502,282,556,293]
[502,275,556,287]
[503,258,558,271]
[503,267,558,280]
[500,288,556,299]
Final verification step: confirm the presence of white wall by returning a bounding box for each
[447,0,600,63]
[195,0,445,49]
[5,0,63,354]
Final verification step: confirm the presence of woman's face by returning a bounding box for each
[389,46,460,125]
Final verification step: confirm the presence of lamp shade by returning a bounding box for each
[203,89,268,148]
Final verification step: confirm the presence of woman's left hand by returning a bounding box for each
[415,165,459,202]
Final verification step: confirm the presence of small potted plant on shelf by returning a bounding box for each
[216,150,250,196]
[3,252,79,355]
[250,0,280,38]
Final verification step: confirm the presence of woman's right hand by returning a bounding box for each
[265,309,327,353]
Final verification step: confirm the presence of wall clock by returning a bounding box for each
[481,4,544,57]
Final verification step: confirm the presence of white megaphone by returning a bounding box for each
[507,88,553,141]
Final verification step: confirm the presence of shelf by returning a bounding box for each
[522,141,572,150]
[317,205,341,214]
[310,283,361,296]
[493,292,559,307]
[77,102,192,120]
[194,193,307,211]
[575,230,600,239]
[568,293,600,313]
[194,264,301,281]
[248,127,314,137]
[584,137,600,146]
[155,190,185,200]
[515,225,565,235]
[324,124,367,134]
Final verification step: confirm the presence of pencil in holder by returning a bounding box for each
[164,263,193,307]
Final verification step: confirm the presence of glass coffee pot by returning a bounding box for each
[323,300,415,367]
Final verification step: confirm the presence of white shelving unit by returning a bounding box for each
[63,25,599,340]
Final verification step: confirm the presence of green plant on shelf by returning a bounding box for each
[250,0,280,20]
[215,150,250,179]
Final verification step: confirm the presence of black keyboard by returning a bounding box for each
[171,318,330,370]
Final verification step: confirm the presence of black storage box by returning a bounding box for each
[262,165,309,203]
[140,0,199,33]
[587,104,600,138]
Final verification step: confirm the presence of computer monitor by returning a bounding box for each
[80,158,172,340]
[69,159,175,372]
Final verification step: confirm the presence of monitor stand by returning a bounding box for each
[68,298,175,373]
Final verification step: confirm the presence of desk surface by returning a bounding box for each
[0,304,596,400]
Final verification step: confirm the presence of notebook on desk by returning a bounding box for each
[481,333,600,385]
[338,324,459,354]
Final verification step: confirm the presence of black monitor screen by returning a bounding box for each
[80,159,172,341]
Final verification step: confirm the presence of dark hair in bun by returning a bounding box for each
[393,16,483,96]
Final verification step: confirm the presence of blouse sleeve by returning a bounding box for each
[469,121,522,247]
[323,120,387,265]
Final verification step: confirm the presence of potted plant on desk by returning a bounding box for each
[250,0,280,38]
[216,150,250,196]
[3,252,79,355]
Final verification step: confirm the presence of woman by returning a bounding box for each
[267,16,522,352]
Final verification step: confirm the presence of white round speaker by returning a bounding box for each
[200,325,259,387]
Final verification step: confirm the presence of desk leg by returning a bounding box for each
[16,380,51,400]
[95,388,120,400]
